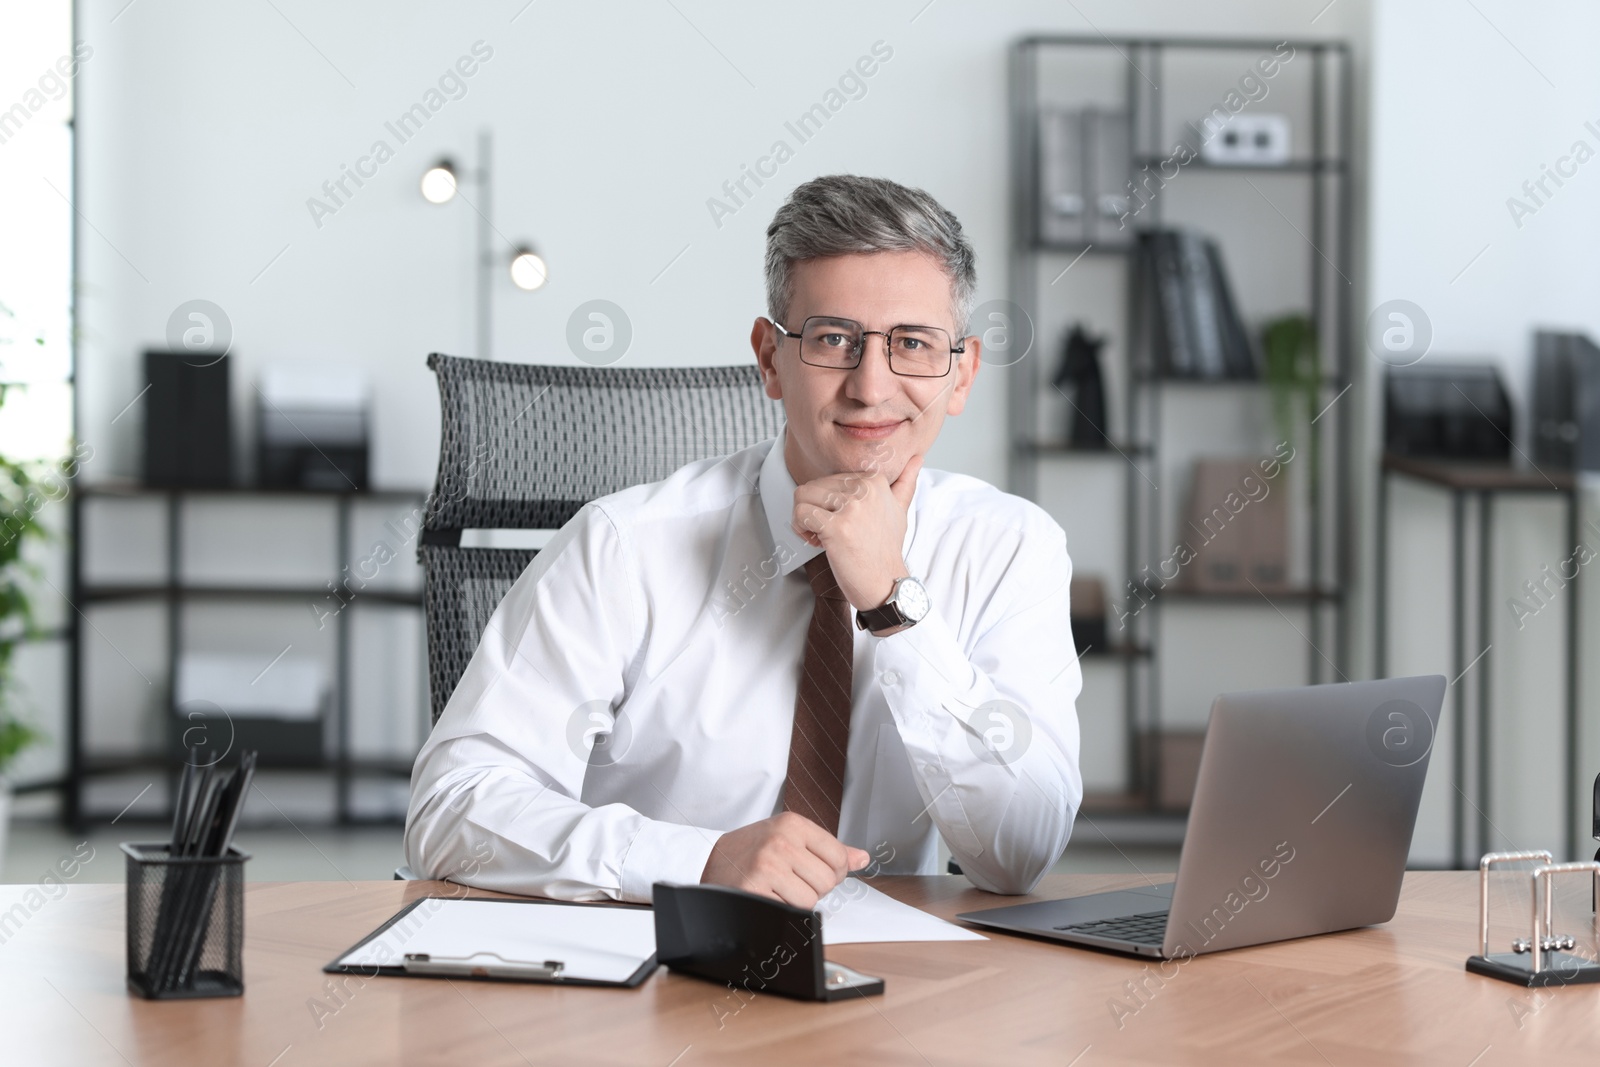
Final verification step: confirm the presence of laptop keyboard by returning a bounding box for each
[1053,909,1169,945]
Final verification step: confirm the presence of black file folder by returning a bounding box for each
[325,896,658,988]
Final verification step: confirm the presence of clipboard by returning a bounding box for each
[324,896,658,988]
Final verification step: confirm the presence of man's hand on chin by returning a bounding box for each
[791,453,923,612]
[701,812,871,909]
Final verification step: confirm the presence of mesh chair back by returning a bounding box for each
[420,354,787,723]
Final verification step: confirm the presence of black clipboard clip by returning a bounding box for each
[651,882,884,1002]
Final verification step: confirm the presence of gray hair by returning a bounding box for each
[764,175,977,334]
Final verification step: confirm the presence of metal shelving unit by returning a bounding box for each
[65,485,426,829]
[1009,35,1354,817]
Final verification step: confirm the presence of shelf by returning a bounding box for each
[1132,155,1347,175]
[1028,238,1134,255]
[1077,642,1153,661]
[1018,34,1350,54]
[1139,583,1343,604]
[1131,374,1350,389]
[1381,453,1576,493]
[1078,789,1182,815]
[1133,373,1261,387]
[1019,439,1152,458]
[79,584,421,606]
[73,754,413,827]
[1079,790,1156,814]
[82,754,415,777]
[79,481,429,500]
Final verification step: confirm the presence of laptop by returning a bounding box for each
[957,675,1447,959]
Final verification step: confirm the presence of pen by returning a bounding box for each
[401,952,565,980]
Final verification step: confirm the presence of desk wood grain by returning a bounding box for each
[4,872,1598,1066]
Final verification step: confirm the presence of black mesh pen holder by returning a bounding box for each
[122,842,249,999]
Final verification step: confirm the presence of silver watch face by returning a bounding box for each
[894,577,931,622]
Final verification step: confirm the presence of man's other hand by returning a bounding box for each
[700,812,871,908]
[792,453,923,612]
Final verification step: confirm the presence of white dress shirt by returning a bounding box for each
[405,426,1083,902]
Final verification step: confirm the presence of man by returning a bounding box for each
[405,175,1082,907]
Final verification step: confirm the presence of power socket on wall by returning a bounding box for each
[1199,113,1292,166]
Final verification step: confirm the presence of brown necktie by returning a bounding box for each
[783,553,855,834]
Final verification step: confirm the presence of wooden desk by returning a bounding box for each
[6,872,1600,1065]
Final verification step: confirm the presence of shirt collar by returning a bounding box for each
[759,424,921,579]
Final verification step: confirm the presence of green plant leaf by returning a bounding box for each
[1259,313,1322,491]
[0,368,59,771]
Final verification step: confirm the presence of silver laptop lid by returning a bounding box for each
[1162,675,1446,958]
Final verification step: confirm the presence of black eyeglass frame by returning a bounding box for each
[769,315,966,378]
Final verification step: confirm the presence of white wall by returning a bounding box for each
[1367,0,1600,863]
[76,0,1370,486]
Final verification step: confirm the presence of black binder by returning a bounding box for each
[1138,229,1257,380]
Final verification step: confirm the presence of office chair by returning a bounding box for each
[418,353,787,727]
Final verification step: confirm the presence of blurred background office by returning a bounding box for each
[3,0,1598,883]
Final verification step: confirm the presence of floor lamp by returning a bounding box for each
[419,129,547,360]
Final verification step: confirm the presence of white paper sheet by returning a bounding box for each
[817,880,988,945]
[337,898,656,984]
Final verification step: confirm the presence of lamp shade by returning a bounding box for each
[420,160,458,204]
[510,247,548,291]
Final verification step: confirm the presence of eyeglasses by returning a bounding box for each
[771,315,964,378]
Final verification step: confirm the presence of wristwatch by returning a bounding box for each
[855,576,931,636]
